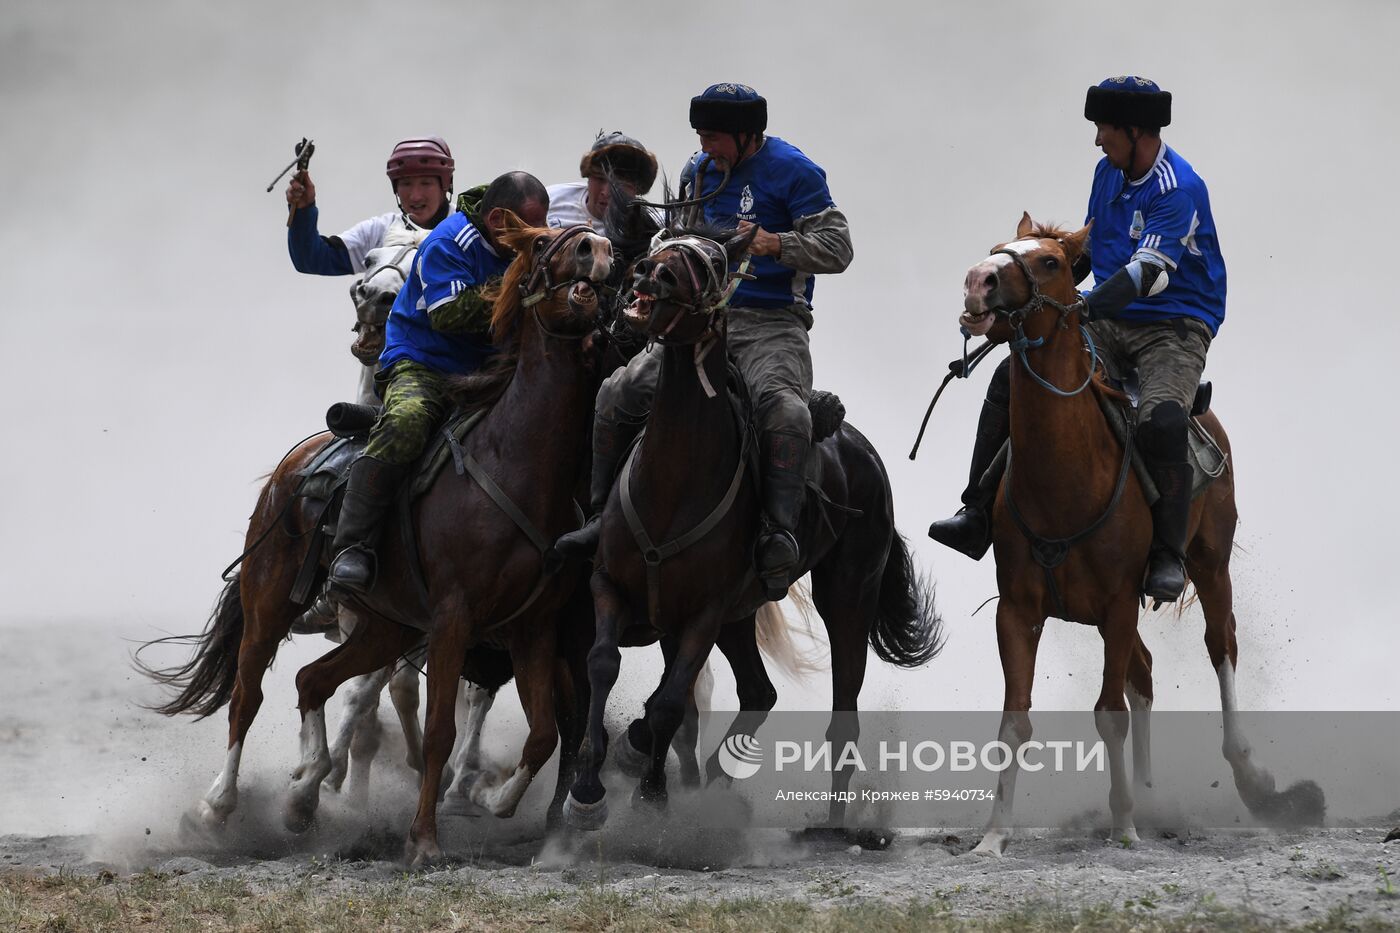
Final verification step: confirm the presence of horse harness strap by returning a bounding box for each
[619,424,753,623]
[356,244,416,324]
[1002,422,1135,621]
[437,415,563,635]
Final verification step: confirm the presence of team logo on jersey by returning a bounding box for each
[739,185,755,214]
[1129,210,1145,240]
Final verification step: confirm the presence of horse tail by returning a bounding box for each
[869,532,945,668]
[135,572,246,719]
[755,582,826,682]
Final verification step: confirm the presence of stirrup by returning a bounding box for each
[554,513,601,560]
[328,545,376,595]
[1143,549,1186,607]
[927,505,992,561]
[756,527,799,601]
[293,588,340,633]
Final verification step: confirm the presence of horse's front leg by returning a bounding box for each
[405,606,470,868]
[972,600,1044,857]
[1094,601,1142,846]
[465,621,557,818]
[637,615,720,809]
[564,570,631,831]
[325,666,392,807]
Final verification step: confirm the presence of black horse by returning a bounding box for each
[564,216,944,838]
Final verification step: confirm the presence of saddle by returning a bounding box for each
[1097,374,1228,504]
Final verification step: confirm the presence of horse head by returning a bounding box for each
[350,243,417,364]
[960,212,1091,345]
[489,212,614,344]
[622,224,756,345]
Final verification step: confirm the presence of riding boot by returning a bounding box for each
[1143,457,1192,603]
[327,455,405,596]
[554,419,630,560]
[756,430,810,601]
[927,398,1010,560]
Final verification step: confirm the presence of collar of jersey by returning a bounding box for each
[1126,140,1168,188]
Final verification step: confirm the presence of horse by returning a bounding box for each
[141,216,614,865]
[563,220,944,839]
[140,234,505,824]
[955,213,1323,855]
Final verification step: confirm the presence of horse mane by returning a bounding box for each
[1023,220,1072,241]
[443,220,551,414]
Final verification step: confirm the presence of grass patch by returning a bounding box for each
[2,870,1396,932]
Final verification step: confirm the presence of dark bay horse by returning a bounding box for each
[143,216,614,866]
[564,223,944,836]
[958,214,1322,855]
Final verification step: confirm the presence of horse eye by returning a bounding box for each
[1043,257,1059,269]
[535,236,549,251]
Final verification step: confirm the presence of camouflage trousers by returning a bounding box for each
[1086,316,1213,422]
[597,305,814,442]
[364,360,453,466]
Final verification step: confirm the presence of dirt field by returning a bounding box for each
[3,622,1398,930]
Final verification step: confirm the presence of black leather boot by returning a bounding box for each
[756,430,809,601]
[927,398,1009,560]
[554,419,629,560]
[1143,458,1192,603]
[327,456,405,595]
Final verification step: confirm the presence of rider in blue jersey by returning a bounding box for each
[556,83,854,601]
[928,77,1227,602]
[324,172,550,600]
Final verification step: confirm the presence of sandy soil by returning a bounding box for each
[2,622,1397,926]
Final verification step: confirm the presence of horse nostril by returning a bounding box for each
[983,273,998,290]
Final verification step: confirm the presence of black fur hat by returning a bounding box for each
[689,83,767,135]
[1085,76,1172,128]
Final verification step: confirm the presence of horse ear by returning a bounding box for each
[1016,211,1034,239]
[492,209,534,252]
[1060,220,1092,265]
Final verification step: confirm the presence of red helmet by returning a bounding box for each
[386,136,454,192]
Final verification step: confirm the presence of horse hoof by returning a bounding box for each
[324,763,347,793]
[613,732,651,778]
[405,839,445,869]
[847,827,896,851]
[282,799,317,835]
[563,791,609,832]
[971,830,1010,857]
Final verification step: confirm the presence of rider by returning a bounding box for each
[286,136,455,274]
[927,76,1226,602]
[325,172,551,598]
[555,83,854,601]
[548,131,659,238]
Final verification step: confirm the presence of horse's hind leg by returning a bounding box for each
[326,666,391,808]
[442,680,497,812]
[810,563,876,830]
[703,614,778,786]
[388,645,427,776]
[286,618,418,833]
[196,569,297,829]
[1126,634,1155,794]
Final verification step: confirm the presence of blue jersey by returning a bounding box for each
[380,213,509,375]
[1085,144,1227,334]
[685,136,836,309]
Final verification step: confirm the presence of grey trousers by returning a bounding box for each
[597,305,814,444]
[1086,316,1213,422]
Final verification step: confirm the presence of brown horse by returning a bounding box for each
[957,214,1322,855]
[143,216,614,865]
[563,223,943,837]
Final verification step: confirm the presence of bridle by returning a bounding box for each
[991,244,1099,399]
[355,243,416,327]
[518,223,610,343]
[636,232,747,345]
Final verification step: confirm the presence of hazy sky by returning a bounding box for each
[3,0,1397,713]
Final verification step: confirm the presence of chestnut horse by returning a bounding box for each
[564,223,943,837]
[958,214,1322,855]
[143,217,614,866]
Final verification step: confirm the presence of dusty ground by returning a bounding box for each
[2,622,1398,928]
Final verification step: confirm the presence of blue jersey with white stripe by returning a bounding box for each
[1085,144,1227,334]
[684,136,836,309]
[380,213,509,375]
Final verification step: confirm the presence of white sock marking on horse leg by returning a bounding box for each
[471,764,534,818]
[287,708,332,821]
[388,660,424,775]
[1126,685,1154,790]
[445,683,496,802]
[199,741,243,824]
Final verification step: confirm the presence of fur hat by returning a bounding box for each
[1085,76,1171,128]
[579,131,658,195]
[689,83,767,135]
